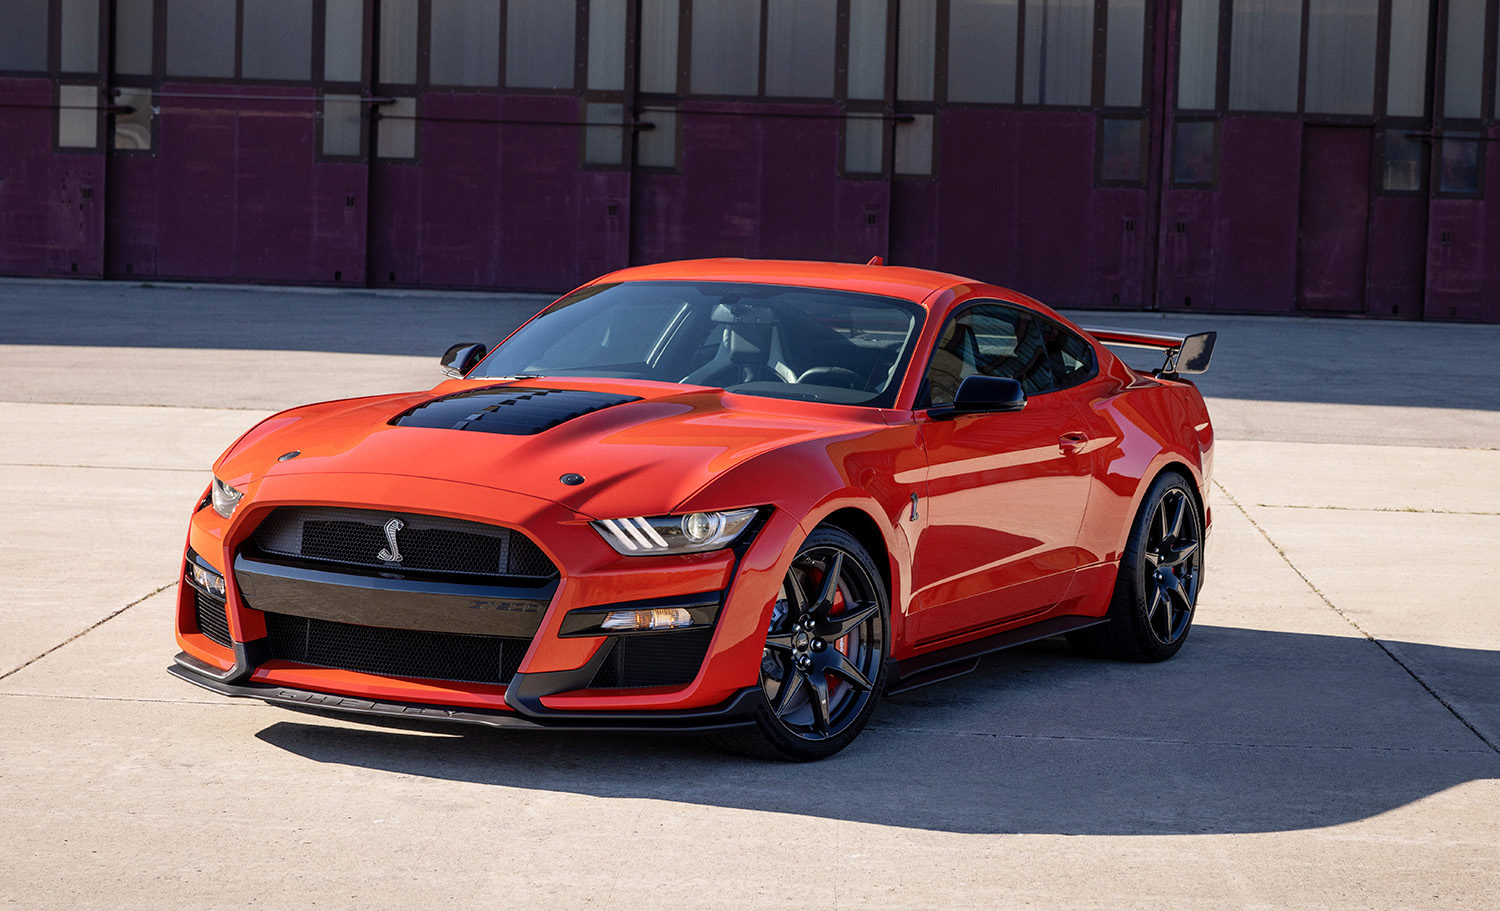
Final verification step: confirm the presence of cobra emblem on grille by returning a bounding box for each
[377,517,405,563]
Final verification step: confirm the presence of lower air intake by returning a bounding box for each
[194,590,232,648]
[588,629,715,689]
[264,612,528,685]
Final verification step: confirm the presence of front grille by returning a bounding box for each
[194,590,232,648]
[250,507,556,580]
[264,612,528,685]
[588,629,715,689]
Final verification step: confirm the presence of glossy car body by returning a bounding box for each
[171,259,1214,758]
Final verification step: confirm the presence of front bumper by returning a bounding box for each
[174,471,797,724]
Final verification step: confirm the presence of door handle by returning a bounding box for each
[1059,432,1088,453]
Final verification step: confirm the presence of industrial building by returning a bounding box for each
[2,0,1497,321]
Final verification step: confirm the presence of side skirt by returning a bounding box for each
[883,614,1108,696]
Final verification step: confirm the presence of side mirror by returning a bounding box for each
[929,375,1026,419]
[440,342,488,378]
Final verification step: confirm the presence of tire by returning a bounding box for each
[1068,471,1205,662]
[711,526,889,761]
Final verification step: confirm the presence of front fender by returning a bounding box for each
[677,426,923,658]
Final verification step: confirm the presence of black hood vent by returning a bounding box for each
[391,386,641,436]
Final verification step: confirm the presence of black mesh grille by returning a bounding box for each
[194,590,232,648]
[250,507,556,580]
[264,612,527,685]
[588,629,715,689]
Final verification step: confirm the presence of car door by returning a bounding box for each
[910,302,1098,644]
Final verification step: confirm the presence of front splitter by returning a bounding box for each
[169,653,758,733]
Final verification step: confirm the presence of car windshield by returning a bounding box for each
[473,281,924,407]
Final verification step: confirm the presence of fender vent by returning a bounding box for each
[391,386,640,436]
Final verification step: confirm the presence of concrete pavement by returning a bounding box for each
[2,278,1498,909]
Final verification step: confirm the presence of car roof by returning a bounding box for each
[592,258,1010,307]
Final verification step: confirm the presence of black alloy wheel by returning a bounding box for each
[1069,471,1204,662]
[711,526,888,761]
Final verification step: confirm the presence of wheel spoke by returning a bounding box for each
[1162,539,1198,569]
[806,673,833,736]
[1162,568,1192,613]
[773,666,806,718]
[1146,584,1168,625]
[811,551,844,619]
[820,600,879,640]
[784,571,810,621]
[1157,587,1173,638]
[764,631,796,653]
[1166,493,1187,540]
[821,649,873,692]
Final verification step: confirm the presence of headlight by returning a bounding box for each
[209,476,244,519]
[592,508,759,555]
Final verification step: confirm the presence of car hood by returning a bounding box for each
[215,379,881,519]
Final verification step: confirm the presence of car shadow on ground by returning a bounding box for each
[253,625,1500,836]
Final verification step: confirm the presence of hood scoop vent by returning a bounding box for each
[391,386,641,436]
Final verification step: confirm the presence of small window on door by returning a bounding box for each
[1437,132,1483,196]
[923,303,1056,407]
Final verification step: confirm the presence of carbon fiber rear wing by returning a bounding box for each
[1081,327,1217,378]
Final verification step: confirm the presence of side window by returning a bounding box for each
[923,303,1054,407]
[1038,319,1097,389]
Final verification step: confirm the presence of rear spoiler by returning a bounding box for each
[1081,327,1217,378]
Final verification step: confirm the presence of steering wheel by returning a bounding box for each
[795,366,864,390]
[697,363,789,387]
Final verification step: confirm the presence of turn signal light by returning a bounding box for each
[189,561,227,598]
[600,607,694,632]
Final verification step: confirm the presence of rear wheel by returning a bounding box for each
[711,527,888,761]
[1069,471,1204,662]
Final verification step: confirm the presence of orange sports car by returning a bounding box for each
[171,259,1215,760]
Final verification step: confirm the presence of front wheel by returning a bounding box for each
[711,527,889,761]
[1069,471,1204,662]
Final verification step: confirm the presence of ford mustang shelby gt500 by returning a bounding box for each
[171,259,1214,760]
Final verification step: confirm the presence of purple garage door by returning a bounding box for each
[1298,126,1373,314]
[3,1,1500,324]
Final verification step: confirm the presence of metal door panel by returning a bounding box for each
[1298,126,1372,313]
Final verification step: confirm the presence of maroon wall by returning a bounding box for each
[2,78,104,279]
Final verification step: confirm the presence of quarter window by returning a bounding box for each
[1038,319,1096,389]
